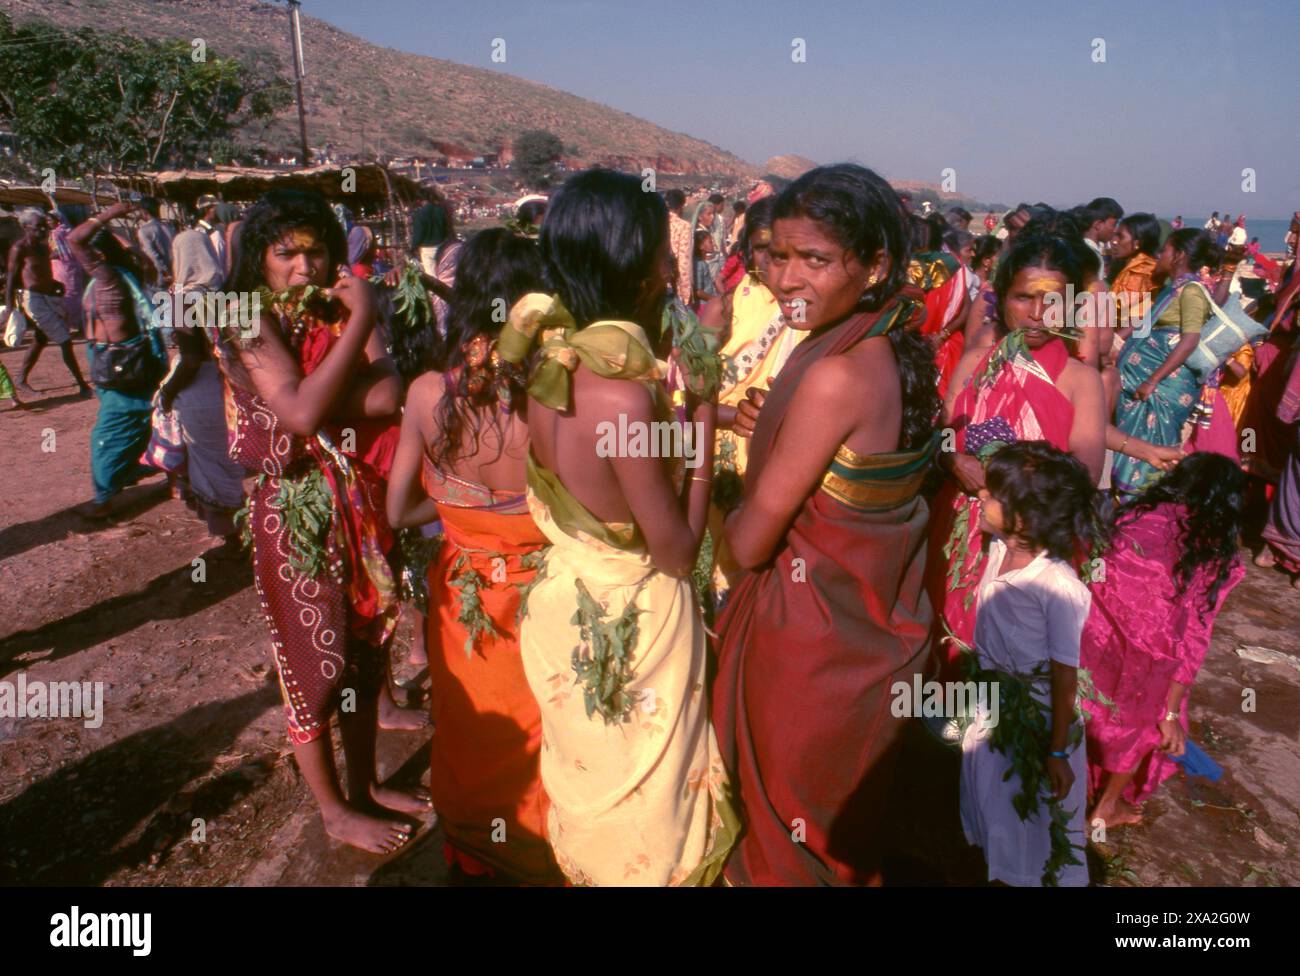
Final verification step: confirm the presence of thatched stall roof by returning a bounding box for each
[0,184,118,208]
[104,163,437,255]
[103,163,430,206]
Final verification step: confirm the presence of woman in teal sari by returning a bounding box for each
[68,202,168,518]
[1112,229,1218,496]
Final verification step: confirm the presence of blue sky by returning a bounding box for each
[299,0,1300,216]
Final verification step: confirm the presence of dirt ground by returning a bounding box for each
[1,339,1297,887]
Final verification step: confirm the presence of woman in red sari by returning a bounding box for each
[927,235,1107,672]
[908,214,971,399]
[712,165,942,885]
[222,190,427,854]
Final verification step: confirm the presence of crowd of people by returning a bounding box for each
[3,167,1299,887]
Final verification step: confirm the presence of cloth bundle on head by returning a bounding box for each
[17,208,46,229]
[347,225,374,266]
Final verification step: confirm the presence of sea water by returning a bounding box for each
[1174,217,1293,252]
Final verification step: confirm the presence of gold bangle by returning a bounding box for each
[690,475,711,485]
[1119,435,1130,455]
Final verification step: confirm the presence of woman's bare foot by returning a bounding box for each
[369,782,436,819]
[1290,573,1300,590]
[206,536,245,561]
[1091,797,1143,828]
[322,806,413,855]
[1254,547,1277,568]
[378,682,431,731]
[74,499,112,520]
[409,625,429,668]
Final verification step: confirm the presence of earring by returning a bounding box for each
[866,272,880,287]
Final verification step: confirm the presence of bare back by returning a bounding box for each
[527,364,648,521]
[414,370,530,493]
[11,236,57,294]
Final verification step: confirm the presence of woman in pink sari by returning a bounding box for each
[1082,453,1246,825]
[927,235,1107,670]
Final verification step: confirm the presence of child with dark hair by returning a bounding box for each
[960,440,1098,887]
[1081,452,1246,826]
[929,233,1106,661]
[692,227,718,304]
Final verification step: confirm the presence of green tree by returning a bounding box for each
[0,13,290,182]
[513,129,564,187]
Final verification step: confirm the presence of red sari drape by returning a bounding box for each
[925,337,1074,673]
[711,291,933,885]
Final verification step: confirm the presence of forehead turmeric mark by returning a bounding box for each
[285,229,320,250]
[1022,274,1062,294]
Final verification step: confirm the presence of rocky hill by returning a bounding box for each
[2,0,755,177]
[761,154,818,180]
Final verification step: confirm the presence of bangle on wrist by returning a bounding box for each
[1163,710,1179,722]
[689,475,711,485]
[1048,750,1069,759]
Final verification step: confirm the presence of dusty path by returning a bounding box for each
[1,340,1296,886]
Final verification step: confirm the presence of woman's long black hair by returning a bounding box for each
[430,228,544,466]
[1164,228,1222,274]
[771,163,938,451]
[985,441,1103,561]
[1115,452,1244,616]
[1106,212,1162,286]
[737,194,776,274]
[539,168,668,339]
[373,278,443,385]
[226,188,347,295]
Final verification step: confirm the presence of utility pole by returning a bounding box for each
[286,0,310,166]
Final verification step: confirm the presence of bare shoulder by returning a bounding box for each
[576,367,655,417]
[798,342,895,406]
[407,369,446,408]
[1060,358,1103,397]
[803,347,867,391]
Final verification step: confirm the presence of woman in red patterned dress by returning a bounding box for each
[221,189,429,854]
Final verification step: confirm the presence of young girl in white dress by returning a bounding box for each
[959,441,1099,887]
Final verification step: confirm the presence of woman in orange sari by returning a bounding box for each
[1104,213,1162,412]
[387,228,561,883]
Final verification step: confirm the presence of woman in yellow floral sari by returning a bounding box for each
[500,169,738,886]
[699,195,805,589]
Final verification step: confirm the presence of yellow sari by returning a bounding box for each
[502,296,739,886]
[711,274,806,587]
